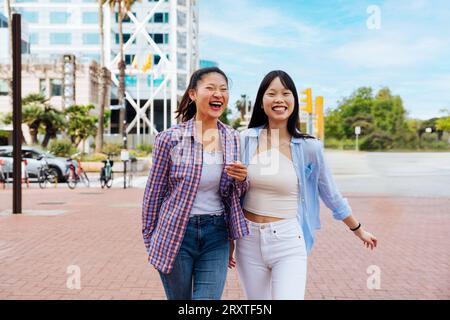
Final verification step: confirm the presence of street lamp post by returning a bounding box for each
[12,14,22,214]
[122,120,128,189]
[355,126,361,151]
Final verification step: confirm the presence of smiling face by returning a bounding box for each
[188,72,229,122]
[262,77,295,125]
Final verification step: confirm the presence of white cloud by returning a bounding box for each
[199,0,321,48]
[331,36,446,68]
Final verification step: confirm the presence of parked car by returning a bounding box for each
[0,146,68,182]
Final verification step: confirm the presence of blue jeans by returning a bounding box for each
[158,214,229,300]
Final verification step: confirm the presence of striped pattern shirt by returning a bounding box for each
[142,118,249,274]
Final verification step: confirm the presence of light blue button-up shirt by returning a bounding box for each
[240,126,352,254]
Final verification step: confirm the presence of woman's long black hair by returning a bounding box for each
[176,67,229,122]
[248,70,315,139]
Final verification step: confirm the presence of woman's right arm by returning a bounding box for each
[142,131,172,251]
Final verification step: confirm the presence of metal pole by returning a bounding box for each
[123,121,127,189]
[12,14,22,214]
[137,72,140,146]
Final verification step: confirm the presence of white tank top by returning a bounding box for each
[243,148,298,219]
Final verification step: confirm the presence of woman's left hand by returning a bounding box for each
[228,240,236,269]
[225,161,247,182]
[354,228,378,250]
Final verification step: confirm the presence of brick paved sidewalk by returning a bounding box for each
[0,188,449,300]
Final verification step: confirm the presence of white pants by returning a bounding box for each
[236,218,307,300]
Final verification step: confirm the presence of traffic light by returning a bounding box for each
[300,88,312,114]
[315,96,324,140]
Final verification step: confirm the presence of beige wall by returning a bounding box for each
[0,61,101,116]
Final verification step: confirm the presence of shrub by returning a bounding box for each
[129,149,148,158]
[360,131,394,151]
[324,138,342,149]
[136,143,153,154]
[102,142,122,156]
[81,152,108,162]
[48,139,77,157]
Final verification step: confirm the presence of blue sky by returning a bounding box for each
[199,0,450,120]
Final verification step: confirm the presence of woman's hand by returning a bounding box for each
[228,240,236,269]
[225,161,247,182]
[354,228,378,250]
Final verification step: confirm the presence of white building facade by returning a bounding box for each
[1,0,199,145]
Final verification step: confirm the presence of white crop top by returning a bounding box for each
[243,148,298,219]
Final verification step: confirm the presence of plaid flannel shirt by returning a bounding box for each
[142,118,249,274]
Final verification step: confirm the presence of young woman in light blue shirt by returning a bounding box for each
[230,70,378,300]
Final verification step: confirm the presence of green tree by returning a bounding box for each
[108,0,141,134]
[95,0,110,152]
[325,86,412,150]
[333,87,374,139]
[436,109,450,133]
[219,107,231,125]
[3,93,65,147]
[41,106,66,148]
[324,108,344,140]
[22,94,47,144]
[64,104,98,147]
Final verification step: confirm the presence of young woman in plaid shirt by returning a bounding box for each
[142,67,249,300]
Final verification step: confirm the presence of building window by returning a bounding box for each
[152,33,163,44]
[50,33,71,45]
[50,12,70,24]
[125,54,135,65]
[21,11,39,23]
[177,31,186,48]
[39,79,47,96]
[147,75,164,87]
[149,33,168,44]
[0,79,8,96]
[116,33,135,44]
[154,54,161,65]
[29,33,39,45]
[21,40,30,54]
[125,75,136,87]
[151,12,169,23]
[115,12,135,23]
[83,33,100,45]
[82,12,98,24]
[50,79,62,97]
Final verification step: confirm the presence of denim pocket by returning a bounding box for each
[212,215,227,230]
[272,222,303,241]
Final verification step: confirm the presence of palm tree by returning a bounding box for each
[64,104,99,147]
[95,0,108,152]
[41,106,66,148]
[3,94,66,146]
[108,0,140,135]
[5,0,13,111]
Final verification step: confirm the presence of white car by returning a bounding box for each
[0,146,68,182]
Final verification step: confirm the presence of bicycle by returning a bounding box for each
[65,153,90,189]
[37,155,58,189]
[0,159,6,189]
[100,154,114,189]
